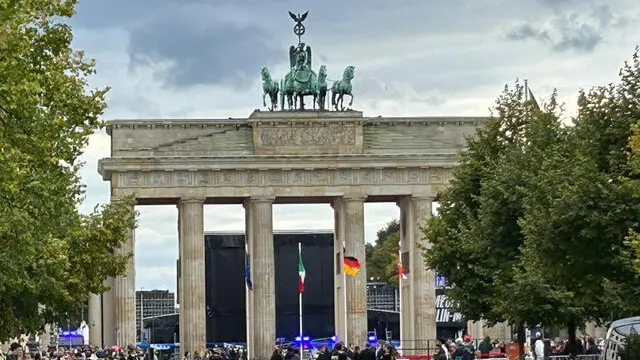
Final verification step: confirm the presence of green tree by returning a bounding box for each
[0,0,136,339]
[423,82,542,334]
[366,220,400,286]
[516,48,640,342]
[424,83,579,359]
[628,123,640,275]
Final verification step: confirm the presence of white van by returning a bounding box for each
[603,316,640,360]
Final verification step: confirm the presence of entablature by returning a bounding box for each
[98,153,458,180]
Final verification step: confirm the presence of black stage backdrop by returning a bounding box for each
[204,232,335,343]
[274,232,334,339]
[204,233,247,343]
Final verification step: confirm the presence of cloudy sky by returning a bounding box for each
[71,0,640,293]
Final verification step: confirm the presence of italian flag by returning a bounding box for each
[298,245,306,293]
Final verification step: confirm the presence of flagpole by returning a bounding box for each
[524,79,529,102]
[343,241,348,346]
[299,242,303,348]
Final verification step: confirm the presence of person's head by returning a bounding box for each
[463,335,472,343]
[484,336,491,342]
[184,352,190,358]
[536,333,542,340]
[436,338,446,346]
[455,338,463,346]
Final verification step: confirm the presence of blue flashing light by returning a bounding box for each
[295,336,302,342]
[368,335,377,342]
[59,330,83,338]
[302,336,310,341]
[330,335,337,342]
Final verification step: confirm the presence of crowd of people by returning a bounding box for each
[1,334,608,360]
[0,343,245,360]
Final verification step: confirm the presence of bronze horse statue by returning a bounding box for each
[331,66,355,111]
[261,67,279,111]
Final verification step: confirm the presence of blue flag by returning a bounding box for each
[245,246,253,291]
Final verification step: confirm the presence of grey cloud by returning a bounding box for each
[506,23,540,40]
[505,4,627,52]
[126,3,282,90]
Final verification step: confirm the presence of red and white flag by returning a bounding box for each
[398,242,407,280]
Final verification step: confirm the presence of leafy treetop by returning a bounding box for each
[0,0,136,339]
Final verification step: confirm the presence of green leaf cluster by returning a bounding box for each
[366,220,401,287]
[0,0,137,339]
[423,47,640,335]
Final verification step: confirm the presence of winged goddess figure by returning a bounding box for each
[289,43,312,70]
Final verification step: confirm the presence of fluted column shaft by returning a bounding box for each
[412,196,436,350]
[343,196,367,347]
[178,198,206,356]
[399,195,436,353]
[103,277,115,346]
[244,200,255,360]
[249,196,275,360]
[332,199,347,343]
[398,197,414,353]
[88,294,102,346]
[114,202,136,347]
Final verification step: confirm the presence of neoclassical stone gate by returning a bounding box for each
[89,110,484,358]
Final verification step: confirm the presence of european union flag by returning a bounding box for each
[245,247,253,291]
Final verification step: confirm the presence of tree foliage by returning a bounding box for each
[366,220,400,286]
[0,0,137,339]
[423,47,640,343]
[423,82,556,330]
[517,48,640,329]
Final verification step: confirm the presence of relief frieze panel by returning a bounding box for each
[116,167,452,188]
[258,125,356,147]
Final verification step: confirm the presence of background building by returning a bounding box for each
[136,290,176,342]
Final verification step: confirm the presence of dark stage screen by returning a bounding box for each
[204,231,335,343]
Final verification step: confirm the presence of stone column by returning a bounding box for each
[342,195,367,347]
[178,197,206,356]
[113,201,136,347]
[177,204,184,352]
[103,277,115,346]
[398,197,414,353]
[88,293,103,346]
[248,196,275,360]
[332,199,347,343]
[244,200,255,360]
[399,195,436,353]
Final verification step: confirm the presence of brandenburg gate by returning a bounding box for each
[88,11,486,360]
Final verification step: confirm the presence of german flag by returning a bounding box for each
[344,256,361,277]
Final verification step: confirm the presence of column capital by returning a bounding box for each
[179,197,205,204]
[342,195,367,203]
[250,195,275,203]
[396,195,414,207]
